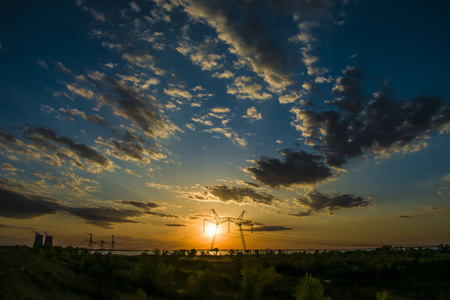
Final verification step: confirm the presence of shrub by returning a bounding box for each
[241,259,279,300]
[294,273,331,300]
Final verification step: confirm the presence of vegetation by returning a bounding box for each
[0,245,449,299]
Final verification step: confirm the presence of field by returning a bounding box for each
[1,245,449,299]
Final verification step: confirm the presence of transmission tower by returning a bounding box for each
[110,235,116,252]
[100,240,106,251]
[83,233,95,250]
[203,209,254,251]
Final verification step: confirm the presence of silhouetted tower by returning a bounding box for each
[203,209,254,251]
[44,233,53,247]
[110,235,116,252]
[33,232,43,247]
[84,233,95,250]
[100,240,106,251]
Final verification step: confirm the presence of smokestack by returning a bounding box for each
[44,234,53,247]
[33,233,43,247]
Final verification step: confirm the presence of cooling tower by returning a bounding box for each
[44,235,53,247]
[33,233,43,247]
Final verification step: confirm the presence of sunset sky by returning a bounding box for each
[1,0,449,250]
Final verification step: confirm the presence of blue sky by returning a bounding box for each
[0,0,449,249]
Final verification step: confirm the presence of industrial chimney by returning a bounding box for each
[44,234,53,247]
[33,233,43,247]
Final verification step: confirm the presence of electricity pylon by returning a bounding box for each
[83,233,95,250]
[203,209,254,251]
[110,235,116,252]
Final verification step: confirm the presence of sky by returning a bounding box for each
[0,0,449,250]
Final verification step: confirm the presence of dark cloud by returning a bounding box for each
[246,150,332,188]
[165,223,186,227]
[293,66,450,168]
[147,211,179,218]
[0,130,21,145]
[93,76,171,139]
[24,127,112,169]
[109,138,157,163]
[0,186,176,228]
[290,191,370,217]
[398,215,412,218]
[243,181,260,188]
[209,184,276,205]
[66,207,144,228]
[116,200,159,210]
[249,225,291,232]
[0,187,64,219]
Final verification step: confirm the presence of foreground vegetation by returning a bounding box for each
[1,245,449,299]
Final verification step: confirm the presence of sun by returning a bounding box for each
[205,224,218,236]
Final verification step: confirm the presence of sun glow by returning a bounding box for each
[205,223,218,236]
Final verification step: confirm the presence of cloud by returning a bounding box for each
[205,127,247,147]
[213,70,234,79]
[227,76,272,100]
[445,175,450,182]
[130,1,141,12]
[65,83,95,99]
[92,76,179,139]
[75,0,106,22]
[56,61,72,74]
[163,87,193,99]
[37,58,48,70]
[24,127,112,170]
[0,187,64,219]
[290,191,370,217]
[146,182,172,189]
[122,53,166,75]
[0,186,175,228]
[176,36,225,71]
[96,135,164,164]
[116,200,159,210]
[59,108,107,125]
[248,225,291,232]
[0,163,17,172]
[246,150,332,188]
[181,0,330,92]
[291,66,450,167]
[184,184,277,205]
[67,206,144,228]
[243,106,262,121]
[398,206,450,219]
[211,107,230,113]
[166,223,186,227]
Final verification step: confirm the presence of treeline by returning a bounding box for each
[1,245,449,299]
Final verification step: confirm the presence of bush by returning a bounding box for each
[241,259,279,299]
[294,273,331,300]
